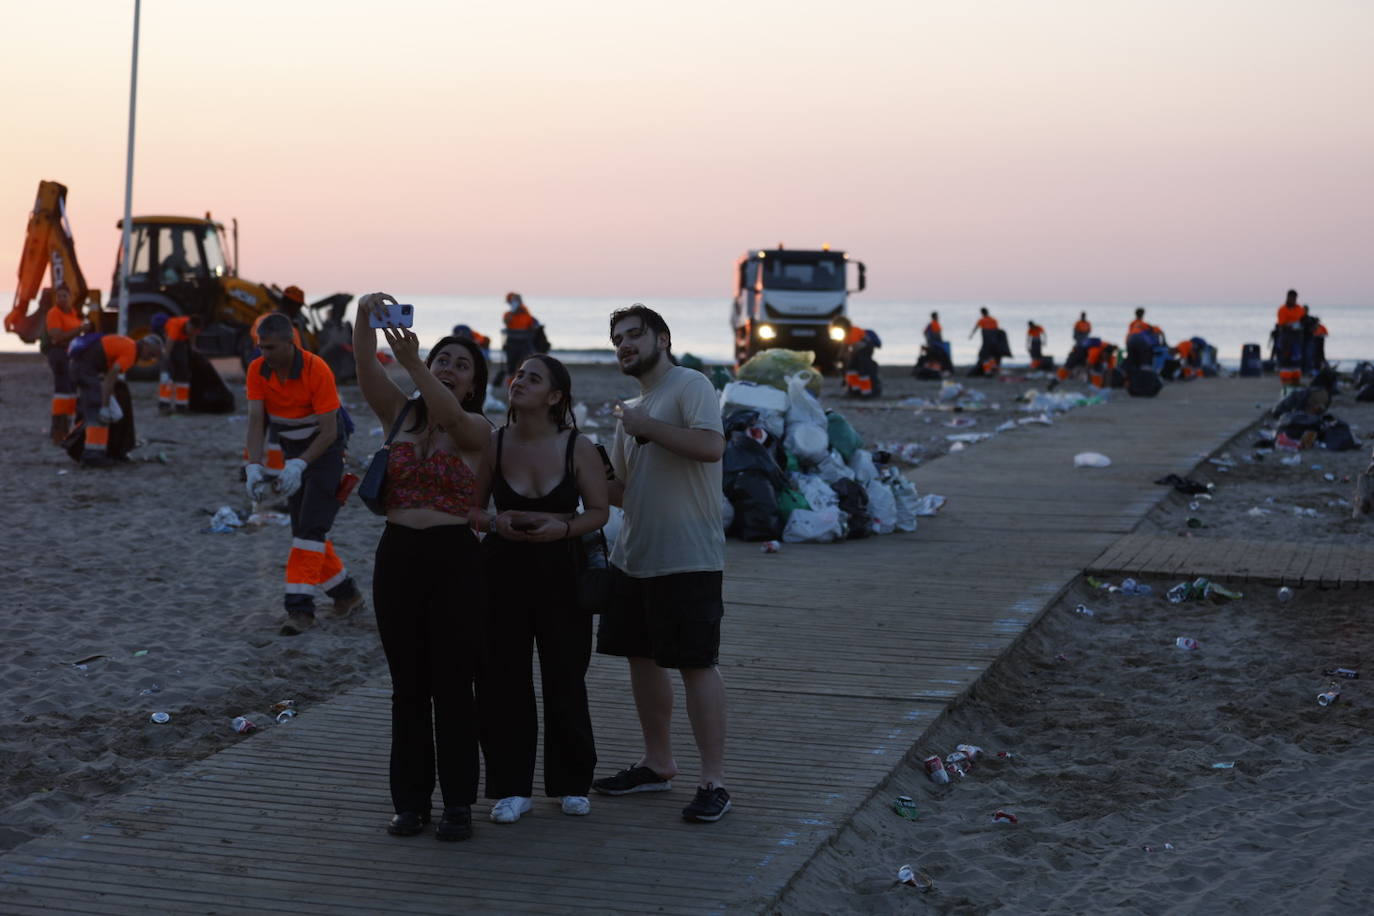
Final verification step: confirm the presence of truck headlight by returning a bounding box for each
[829,325,846,342]
[758,324,777,340]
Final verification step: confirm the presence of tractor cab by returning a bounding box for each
[113,216,232,326]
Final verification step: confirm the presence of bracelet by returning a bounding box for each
[563,520,572,539]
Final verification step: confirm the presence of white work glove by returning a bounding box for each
[274,458,308,499]
[107,399,124,422]
[97,405,113,425]
[244,463,269,501]
[159,370,172,385]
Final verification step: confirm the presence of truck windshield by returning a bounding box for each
[761,256,845,292]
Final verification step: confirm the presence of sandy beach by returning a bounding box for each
[3,351,1372,914]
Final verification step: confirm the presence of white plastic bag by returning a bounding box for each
[602,505,625,549]
[1073,452,1112,468]
[784,423,830,465]
[721,493,735,532]
[721,380,788,413]
[782,507,844,543]
[889,477,920,532]
[913,493,946,516]
[755,407,786,440]
[790,472,838,510]
[848,448,879,484]
[865,479,897,535]
[785,371,827,429]
[814,449,856,483]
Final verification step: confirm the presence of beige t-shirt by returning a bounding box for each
[610,365,725,577]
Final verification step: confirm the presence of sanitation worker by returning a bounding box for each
[44,287,87,444]
[70,331,163,467]
[158,314,203,413]
[1272,289,1305,394]
[243,313,364,635]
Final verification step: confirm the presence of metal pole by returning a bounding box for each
[117,0,141,335]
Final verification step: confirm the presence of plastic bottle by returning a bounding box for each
[1277,587,1294,602]
[1167,583,1190,604]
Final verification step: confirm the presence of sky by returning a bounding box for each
[2,0,1371,306]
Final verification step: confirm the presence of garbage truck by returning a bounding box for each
[731,244,865,371]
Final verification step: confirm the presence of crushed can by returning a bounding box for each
[335,472,360,506]
[922,755,950,785]
[760,540,781,554]
[897,864,934,892]
[1323,667,1359,680]
[1175,637,1200,650]
[271,699,297,714]
[891,795,920,820]
[150,712,170,724]
[232,716,257,734]
[955,744,983,762]
[275,709,298,724]
[992,810,1018,824]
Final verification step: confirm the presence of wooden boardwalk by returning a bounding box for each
[1089,532,1374,587]
[0,378,1271,914]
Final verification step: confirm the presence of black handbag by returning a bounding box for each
[577,529,614,613]
[357,401,413,515]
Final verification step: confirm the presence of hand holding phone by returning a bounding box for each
[368,303,414,329]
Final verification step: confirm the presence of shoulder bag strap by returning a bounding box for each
[383,400,414,445]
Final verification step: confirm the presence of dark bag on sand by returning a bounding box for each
[1107,367,1127,389]
[188,350,236,413]
[830,477,871,539]
[65,381,136,461]
[577,530,614,613]
[1127,369,1162,398]
[357,401,413,515]
[1357,384,1374,403]
[1319,418,1359,452]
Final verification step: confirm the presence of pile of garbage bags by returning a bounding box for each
[718,371,941,544]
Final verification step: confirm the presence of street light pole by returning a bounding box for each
[117,0,141,335]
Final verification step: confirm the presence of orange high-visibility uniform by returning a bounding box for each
[161,316,196,410]
[45,306,82,418]
[843,325,875,395]
[75,336,138,457]
[504,304,536,331]
[976,316,998,331]
[1128,318,1151,336]
[1275,303,1305,387]
[246,348,355,613]
[1073,319,1091,338]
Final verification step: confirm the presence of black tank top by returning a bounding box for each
[492,427,580,514]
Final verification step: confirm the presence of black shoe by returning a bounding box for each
[387,811,431,836]
[436,806,473,841]
[591,764,672,796]
[682,784,731,823]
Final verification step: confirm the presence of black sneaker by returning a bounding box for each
[386,811,431,836]
[682,784,731,822]
[435,806,473,842]
[591,764,672,796]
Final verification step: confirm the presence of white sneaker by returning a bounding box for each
[490,796,533,824]
[560,795,591,816]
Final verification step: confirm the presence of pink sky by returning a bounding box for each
[2,0,1370,305]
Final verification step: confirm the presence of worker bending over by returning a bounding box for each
[158,314,204,413]
[44,288,87,444]
[71,331,163,467]
[1026,320,1049,370]
[968,307,1004,376]
[1272,290,1305,394]
[244,313,364,635]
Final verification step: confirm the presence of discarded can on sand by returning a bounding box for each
[1175,637,1200,650]
[896,864,934,891]
[232,716,257,734]
[1074,604,1095,617]
[760,540,781,553]
[922,755,950,785]
[891,795,920,820]
[1323,668,1359,679]
[955,744,983,762]
[271,699,297,713]
[1277,587,1294,602]
[1317,683,1341,707]
[150,712,170,724]
[276,709,298,724]
[992,810,1018,824]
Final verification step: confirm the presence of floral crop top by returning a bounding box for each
[383,441,478,516]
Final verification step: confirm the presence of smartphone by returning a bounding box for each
[368,303,414,329]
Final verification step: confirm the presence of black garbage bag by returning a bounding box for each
[1357,384,1374,403]
[65,380,136,462]
[188,350,236,413]
[830,477,871,539]
[722,408,761,436]
[1127,369,1162,398]
[1278,411,1323,441]
[722,431,786,541]
[1320,418,1359,451]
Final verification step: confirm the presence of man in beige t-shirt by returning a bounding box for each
[592,304,731,823]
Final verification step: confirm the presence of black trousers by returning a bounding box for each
[374,523,483,814]
[478,537,596,798]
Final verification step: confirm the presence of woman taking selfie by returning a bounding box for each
[353,292,492,841]
[474,354,609,823]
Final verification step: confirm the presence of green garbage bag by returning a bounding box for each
[827,410,864,460]
[777,485,810,519]
[738,349,820,394]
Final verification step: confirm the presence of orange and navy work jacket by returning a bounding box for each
[165,316,195,342]
[1276,304,1304,329]
[504,304,536,331]
[1128,318,1151,336]
[1175,340,1194,361]
[1315,323,1329,338]
[96,335,138,373]
[926,320,942,337]
[1073,319,1091,336]
[46,306,82,341]
[976,316,998,331]
[1028,324,1045,339]
[246,348,341,448]
[250,312,304,348]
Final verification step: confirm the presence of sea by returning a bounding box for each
[3,292,1368,370]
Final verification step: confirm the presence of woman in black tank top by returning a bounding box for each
[472,355,609,823]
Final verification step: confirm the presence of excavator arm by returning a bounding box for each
[5,181,93,343]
